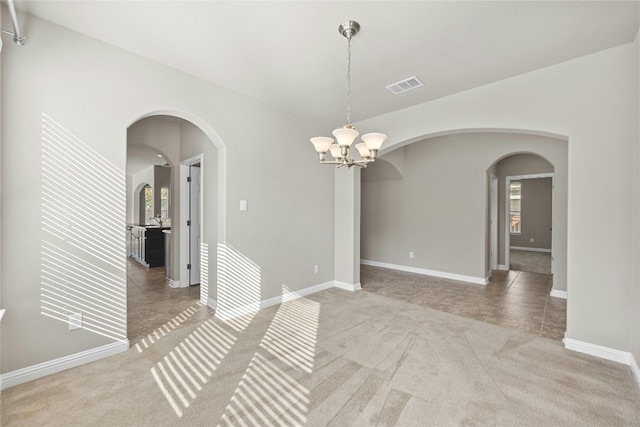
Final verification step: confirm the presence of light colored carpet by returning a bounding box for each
[510,249,552,274]
[2,288,638,426]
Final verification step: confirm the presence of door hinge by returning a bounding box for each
[187,220,191,226]
[187,264,191,270]
[187,177,192,182]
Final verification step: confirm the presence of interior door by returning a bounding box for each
[189,165,201,285]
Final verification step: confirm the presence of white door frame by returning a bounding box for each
[179,154,204,288]
[504,173,554,272]
[490,174,498,270]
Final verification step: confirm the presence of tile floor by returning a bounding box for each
[4,260,630,426]
[127,260,566,343]
[361,265,566,340]
[510,249,552,274]
[4,268,633,426]
[126,259,207,343]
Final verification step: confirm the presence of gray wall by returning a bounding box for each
[0,11,334,373]
[357,41,635,352]
[631,30,640,373]
[361,133,567,285]
[509,177,552,250]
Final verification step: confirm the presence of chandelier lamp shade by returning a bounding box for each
[310,20,387,168]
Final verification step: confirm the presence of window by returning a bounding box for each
[510,181,521,234]
[144,185,153,222]
[160,187,169,219]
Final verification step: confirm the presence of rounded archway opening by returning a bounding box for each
[125,113,226,343]
[359,130,567,340]
[487,152,555,275]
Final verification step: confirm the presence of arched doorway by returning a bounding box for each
[359,131,567,339]
[125,113,225,343]
[487,153,555,275]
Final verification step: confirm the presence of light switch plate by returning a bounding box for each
[240,200,248,211]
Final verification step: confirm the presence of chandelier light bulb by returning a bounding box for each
[310,136,334,154]
[332,127,359,147]
[361,132,387,151]
[329,144,343,160]
[355,142,371,159]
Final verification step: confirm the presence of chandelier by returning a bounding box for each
[310,21,387,168]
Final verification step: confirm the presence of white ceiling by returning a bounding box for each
[13,1,640,129]
[126,144,170,174]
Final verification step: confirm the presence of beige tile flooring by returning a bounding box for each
[510,249,552,274]
[127,260,566,343]
[127,259,207,343]
[2,261,634,426]
[361,265,566,340]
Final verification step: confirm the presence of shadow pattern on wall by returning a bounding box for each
[40,113,127,341]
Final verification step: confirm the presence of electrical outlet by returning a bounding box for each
[314,264,319,274]
[530,238,535,243]
[68,312,83,331]
[409,251,414,259]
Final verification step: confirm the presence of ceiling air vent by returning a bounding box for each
[386,76,424,95]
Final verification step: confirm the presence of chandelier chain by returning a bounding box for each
[309,21,386,169]
[346,33,352,127]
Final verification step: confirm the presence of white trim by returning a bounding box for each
[207,297,217,311]
[510,246,552,253]
[497,264,508,271]
[564,338,634,366]
[564,339,640,387]
[550,289,567,299]
[167,278,181,288]
[264,281,338,306]
[334,281,362,292]
[215,281,337,320]
[490,174,498,270]
[361,259,487,285]
[180,154,204,291]
[507,173,555,180]
[0,309,5,322]
[1,340,129,390]
[630,355,640,388]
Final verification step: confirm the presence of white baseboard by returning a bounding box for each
[564,338,631,364]
[630,354,640,388]
[564,338,640,388]
[550,289,568,299]
[510,246,552,253]
[215,280,338,320]
[1,340,129,390]
[334,281,362,291]
[497,264,508,271]
[361,259,487,286]
[261,280,337,307]
[167,278,181,288]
